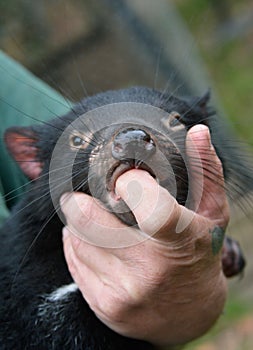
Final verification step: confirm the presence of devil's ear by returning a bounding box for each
[4,127,43,180]
[196,90,211,108]
[180,90,213,127]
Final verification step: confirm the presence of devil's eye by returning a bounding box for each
[71,136,86,147]
[162,111,181,128]
[169,115,180,127]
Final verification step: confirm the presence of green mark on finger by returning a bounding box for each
[210,226,225,255]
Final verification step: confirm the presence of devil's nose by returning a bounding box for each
[112,128,156,161]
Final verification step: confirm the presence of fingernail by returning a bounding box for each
[205,128,214,151]
[194,125,214,150]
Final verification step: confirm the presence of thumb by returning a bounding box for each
[115,169,218,248]
[116,169,187,241]
[186,125,229,228]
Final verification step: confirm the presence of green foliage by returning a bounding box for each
[202,37,253,145]
[173,0,253,146]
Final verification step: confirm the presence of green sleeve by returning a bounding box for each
[0,50,71,224]
[0,179,10,224]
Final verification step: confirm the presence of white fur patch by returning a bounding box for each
[37,283,78,319]
[47,283,78,302]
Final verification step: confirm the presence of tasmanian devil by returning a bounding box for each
[0,87,249,349]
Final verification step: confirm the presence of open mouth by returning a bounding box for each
[106,160,156,200]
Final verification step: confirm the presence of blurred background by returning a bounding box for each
[0,0,252,348]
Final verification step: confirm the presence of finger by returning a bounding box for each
[116,169,184,240]
[186,125,229,228]
[62,228,107,311]
[60,192,123,228]
[116,169,223,253]
[62,228,134,308]
[63,227,117,273]
[60,192,144,248]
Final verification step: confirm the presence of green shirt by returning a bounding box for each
[0,51,71,224]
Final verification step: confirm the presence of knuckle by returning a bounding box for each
[158,200,181,233]
[214,199,230,229]
[148,269,168,288]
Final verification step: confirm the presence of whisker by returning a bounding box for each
[154,46,163,90]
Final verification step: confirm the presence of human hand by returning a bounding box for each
[60,125,229,346]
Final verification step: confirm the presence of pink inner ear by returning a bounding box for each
[5,132,43,180]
